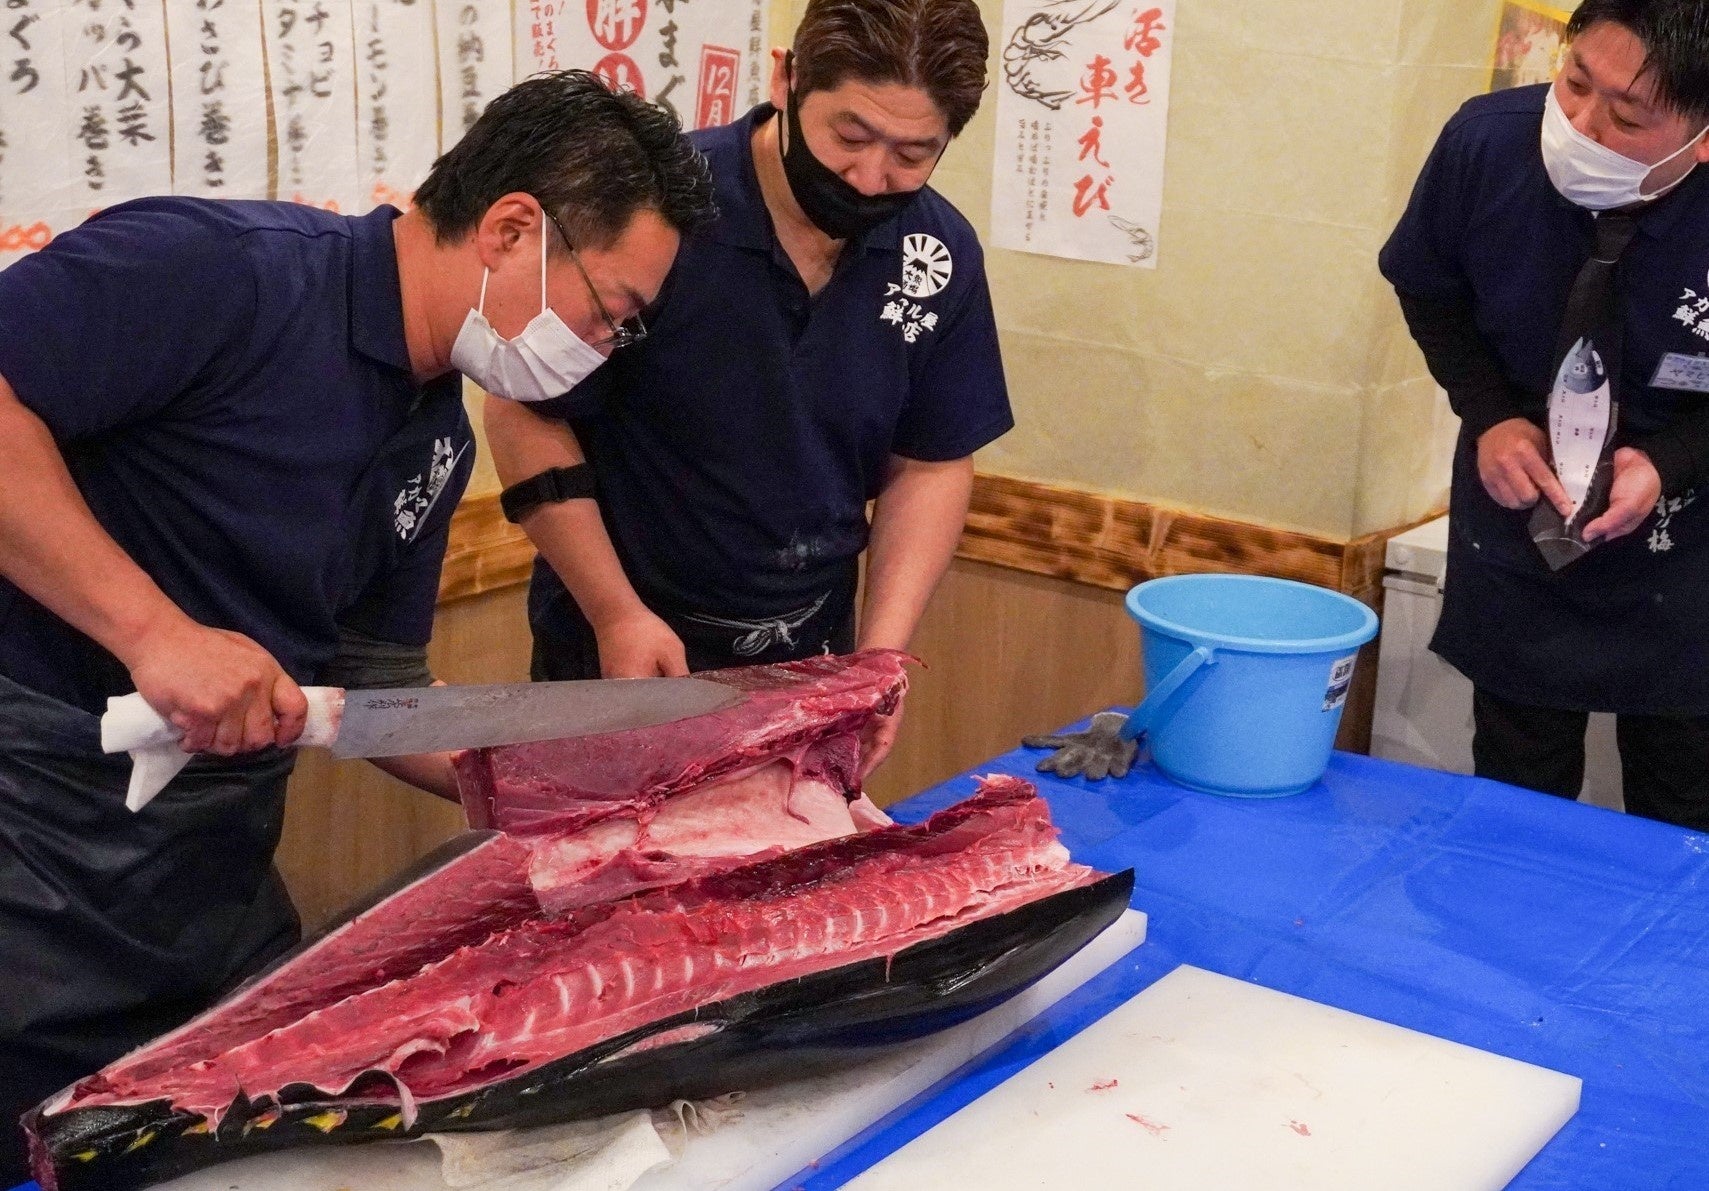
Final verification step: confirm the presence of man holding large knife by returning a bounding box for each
[0,73,713,1180]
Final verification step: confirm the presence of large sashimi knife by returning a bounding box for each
[101,677,743,813]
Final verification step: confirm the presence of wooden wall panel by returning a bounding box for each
[278,479,1435,928]
[437,494,534,603]
[864,560,1142,807]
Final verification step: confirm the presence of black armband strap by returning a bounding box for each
[500,464,597,524]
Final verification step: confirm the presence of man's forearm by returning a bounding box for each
[0,376,188,666]
[1392,294,1709,496]
[370,752,461,802]
[482,395,647,629]
[859,455,974,652]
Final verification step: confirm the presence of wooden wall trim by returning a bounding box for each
[958,474,1441,596]
[438,491,535,604]
[438,479,1443,606]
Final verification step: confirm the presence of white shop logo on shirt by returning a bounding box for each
[880,233,953,343]
[393,436,468,543]
[1655,267,1709,395]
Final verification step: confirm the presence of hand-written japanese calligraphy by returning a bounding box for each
[1077,115,1108,166]
[1072,171,1113,217]
[655,71,682,120]
[658,18,677,69]
[588,0,646,53]
[0,222,53,252]
[1123,6,1165,57]
[1122,6,1164,103]
[1076,54,1118,108]
[1072,51,1115,218]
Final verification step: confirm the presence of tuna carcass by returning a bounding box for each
[26,651,1133,1191]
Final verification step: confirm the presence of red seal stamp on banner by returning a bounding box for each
[593,52,646,97]
[695,45,741,130]
[586,0,646,51]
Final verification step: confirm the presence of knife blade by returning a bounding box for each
[101,677,745,813]
[325,677,743,758]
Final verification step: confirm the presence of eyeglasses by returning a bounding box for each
[544,211,648,350]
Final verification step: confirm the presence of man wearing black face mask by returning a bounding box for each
[487,0,1011,779]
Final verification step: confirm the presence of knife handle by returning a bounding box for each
[101,687,346,754]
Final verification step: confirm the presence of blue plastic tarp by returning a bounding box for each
[784,734,1709,1190]
[13,736,1708,1191]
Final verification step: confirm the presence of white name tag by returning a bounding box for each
[1650,352,1709,393]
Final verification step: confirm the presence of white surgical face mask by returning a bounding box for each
[1541,85,1709,210]
[449,223,605,402]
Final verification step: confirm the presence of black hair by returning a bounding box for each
[793,0,990,137]
[1567,0,1709,120]
[414,70,715,249]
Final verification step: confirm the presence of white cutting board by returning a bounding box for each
[846,965,1581,1191]
[149,909,1149,1191]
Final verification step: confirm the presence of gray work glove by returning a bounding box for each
[1021,711,1138,781]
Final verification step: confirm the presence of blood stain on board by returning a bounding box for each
[1287,1120,1312,1136]
[1125,1113,1170,1138]
[1088,1079,1119,1093]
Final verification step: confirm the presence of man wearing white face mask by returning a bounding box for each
[0,71,712,1183]
[1381,0,1709,830]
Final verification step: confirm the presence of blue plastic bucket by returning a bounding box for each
[1122,574,1379,797]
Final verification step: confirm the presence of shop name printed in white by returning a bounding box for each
[1649,490,1697,554]
[880,233,952,343]
[394,437,469,542]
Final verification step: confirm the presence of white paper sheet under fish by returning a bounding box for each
[847,964,1581,1191]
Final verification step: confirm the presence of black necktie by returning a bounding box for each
[1530,209,1641,569]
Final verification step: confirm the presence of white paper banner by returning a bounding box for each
[355,0,437,210]
[0,0,78,268]
[435,0,513,148]
[515,0,767,131]
[991,0,1176,268]
[263,0,360,213]
[167,0,270,199]
[61,0,173,210]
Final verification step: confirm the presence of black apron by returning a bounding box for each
[0,675,298,1184]
[1434,430,1709,715]
[530,562,860,682]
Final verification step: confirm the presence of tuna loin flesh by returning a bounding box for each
[25,651,1132,1191]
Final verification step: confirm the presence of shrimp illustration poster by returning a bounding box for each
[990,0,1177,268]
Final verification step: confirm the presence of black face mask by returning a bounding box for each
[778,58,929,241]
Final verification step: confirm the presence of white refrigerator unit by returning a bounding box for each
[1371,516,1623,812]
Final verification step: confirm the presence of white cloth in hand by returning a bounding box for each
[100,687,343,812]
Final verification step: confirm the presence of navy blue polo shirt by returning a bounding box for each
[1381,83,1709,443]
[0,198,474,715]
[535,103,1011,623]
[1381,84,1709,712]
